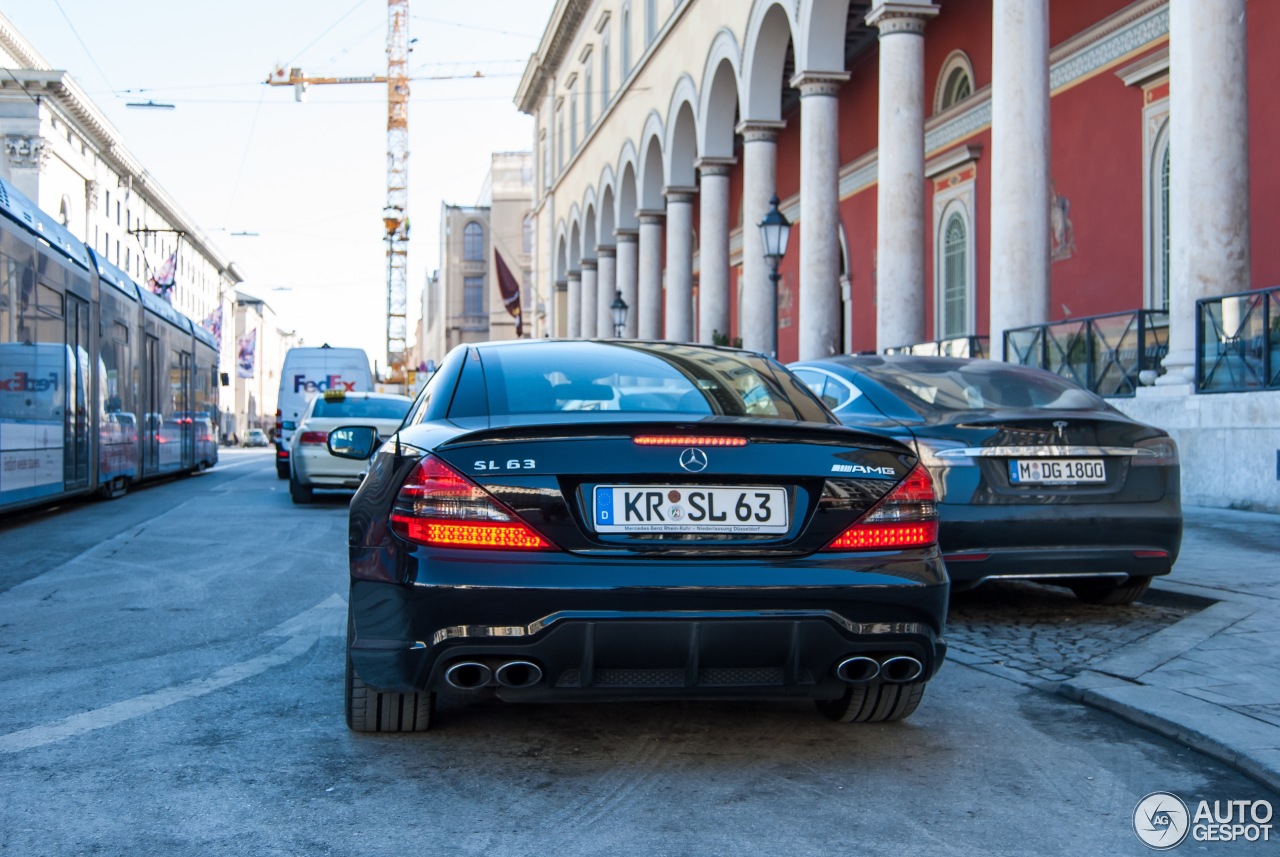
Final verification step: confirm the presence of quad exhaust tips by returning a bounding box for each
[834,654,925,685]
[494,661,543,689]
[834,656,881,684]
[444,660,544,690]
[444,662,492,690]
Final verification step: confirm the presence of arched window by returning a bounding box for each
[645,0,657,43]
[934,50,975,114]
[464,222,484,262]
[1152,125,1171,310]
[940,213,969,338]
[621,6,632,76]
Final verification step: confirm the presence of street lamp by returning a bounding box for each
[758,194,791,358]
[610,289,630,338]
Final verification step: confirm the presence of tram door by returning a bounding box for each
[142,335,160,476]
[178,351,193,468]
[64,295,91,489]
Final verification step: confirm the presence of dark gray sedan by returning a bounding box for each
[789,355,1181,605]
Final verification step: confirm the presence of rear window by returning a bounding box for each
[310,396,412,420]
[863,360,1108,415]
[476,342,833,422]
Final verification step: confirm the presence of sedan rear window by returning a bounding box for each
[310,397,412,419]
[864,361,1108,415]
[475,342,831,422]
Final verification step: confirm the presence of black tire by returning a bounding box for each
[1070,575,1152,605]
[289,468,313,504]
[345,615,434,732]
[816,681,927,723]
[276,459,289,480]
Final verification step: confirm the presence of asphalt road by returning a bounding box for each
[1,449,1274,855]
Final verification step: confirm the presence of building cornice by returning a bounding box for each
[0,67,240,282]
[515,0,592,115]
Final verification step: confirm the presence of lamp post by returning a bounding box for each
[610,289,630,338]
[757,194,791,357]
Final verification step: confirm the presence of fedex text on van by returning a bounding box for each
[294,374,357,393]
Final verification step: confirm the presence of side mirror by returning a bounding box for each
[328,425,380,460]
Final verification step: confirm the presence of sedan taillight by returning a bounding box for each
[1132,436,1179,467]
[824,465,938,550]
[390,454,553,550]
[297,431,329,446]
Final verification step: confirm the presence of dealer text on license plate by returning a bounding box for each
[1008,459,1106,484]
[593,485,789,533]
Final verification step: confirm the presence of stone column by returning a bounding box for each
[792,71,850,360]
[596,245,617,337]
[988,0,1050,357]
[554,280,568,338]
[664,187,697,342]
[737,120,786,355]
[1159,0,1250,386]
[867,1,938,352]
[580,258,599,338]
[615,229,640,338]
[566,270,582,338]
[637,210,666,340]
[696,158,734,344]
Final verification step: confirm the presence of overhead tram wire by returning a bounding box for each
[51,0,120,99]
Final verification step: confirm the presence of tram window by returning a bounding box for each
[38,284,63,317]
[0,255,16,343]
[114,321,128,343]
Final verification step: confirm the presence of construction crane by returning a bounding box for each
[267,0,410,385]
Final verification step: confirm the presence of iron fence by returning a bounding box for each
[1196,285,1280,393]
[883,335,988,359]
[1003,309,1169,397]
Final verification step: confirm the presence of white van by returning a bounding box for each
[274,345,373,478]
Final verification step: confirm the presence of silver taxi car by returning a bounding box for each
[289,390,413,504]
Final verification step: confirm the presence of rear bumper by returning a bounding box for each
[348,547,949,701]
[938,497,1182,584]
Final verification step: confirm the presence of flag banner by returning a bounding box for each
[148,252,177,303]
[236,329,257,378]
[494,249,523,337]
[201,306,223,349]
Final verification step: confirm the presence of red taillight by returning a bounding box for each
[390,455,552,550]
[298,431,328,446]
[825,465,939,551]
[274,409,283,436]
[633,436,748,447]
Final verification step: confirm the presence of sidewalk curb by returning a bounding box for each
[1058,674,1280,794]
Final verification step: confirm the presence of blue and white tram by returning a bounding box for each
[0,176,220,514]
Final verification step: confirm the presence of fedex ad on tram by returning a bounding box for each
[0,343,68,504]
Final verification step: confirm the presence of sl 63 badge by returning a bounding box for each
[474,459,536,471]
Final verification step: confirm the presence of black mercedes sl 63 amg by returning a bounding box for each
[328,340,948,732]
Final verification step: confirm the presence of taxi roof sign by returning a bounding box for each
[323,389,347,402]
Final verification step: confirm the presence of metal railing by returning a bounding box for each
[1003,309,1169,397]
[1196,285,1280,393]
[883,335,988,359]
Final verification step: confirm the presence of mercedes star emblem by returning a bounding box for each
[679,448,709,472]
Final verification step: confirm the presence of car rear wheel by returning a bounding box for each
[815,681,927,723]
[1069,575,1152,606]
[345,616,434,732]
[276,460,289,479]
[289,469,313,504]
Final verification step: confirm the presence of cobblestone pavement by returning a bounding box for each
[945,581,1200,684]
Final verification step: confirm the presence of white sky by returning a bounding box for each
[3,0,555,363]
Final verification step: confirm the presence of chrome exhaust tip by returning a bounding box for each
[444,661,493,690]
[494,660,543,689]
[834,656,881,684]
[880,655,924,684]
